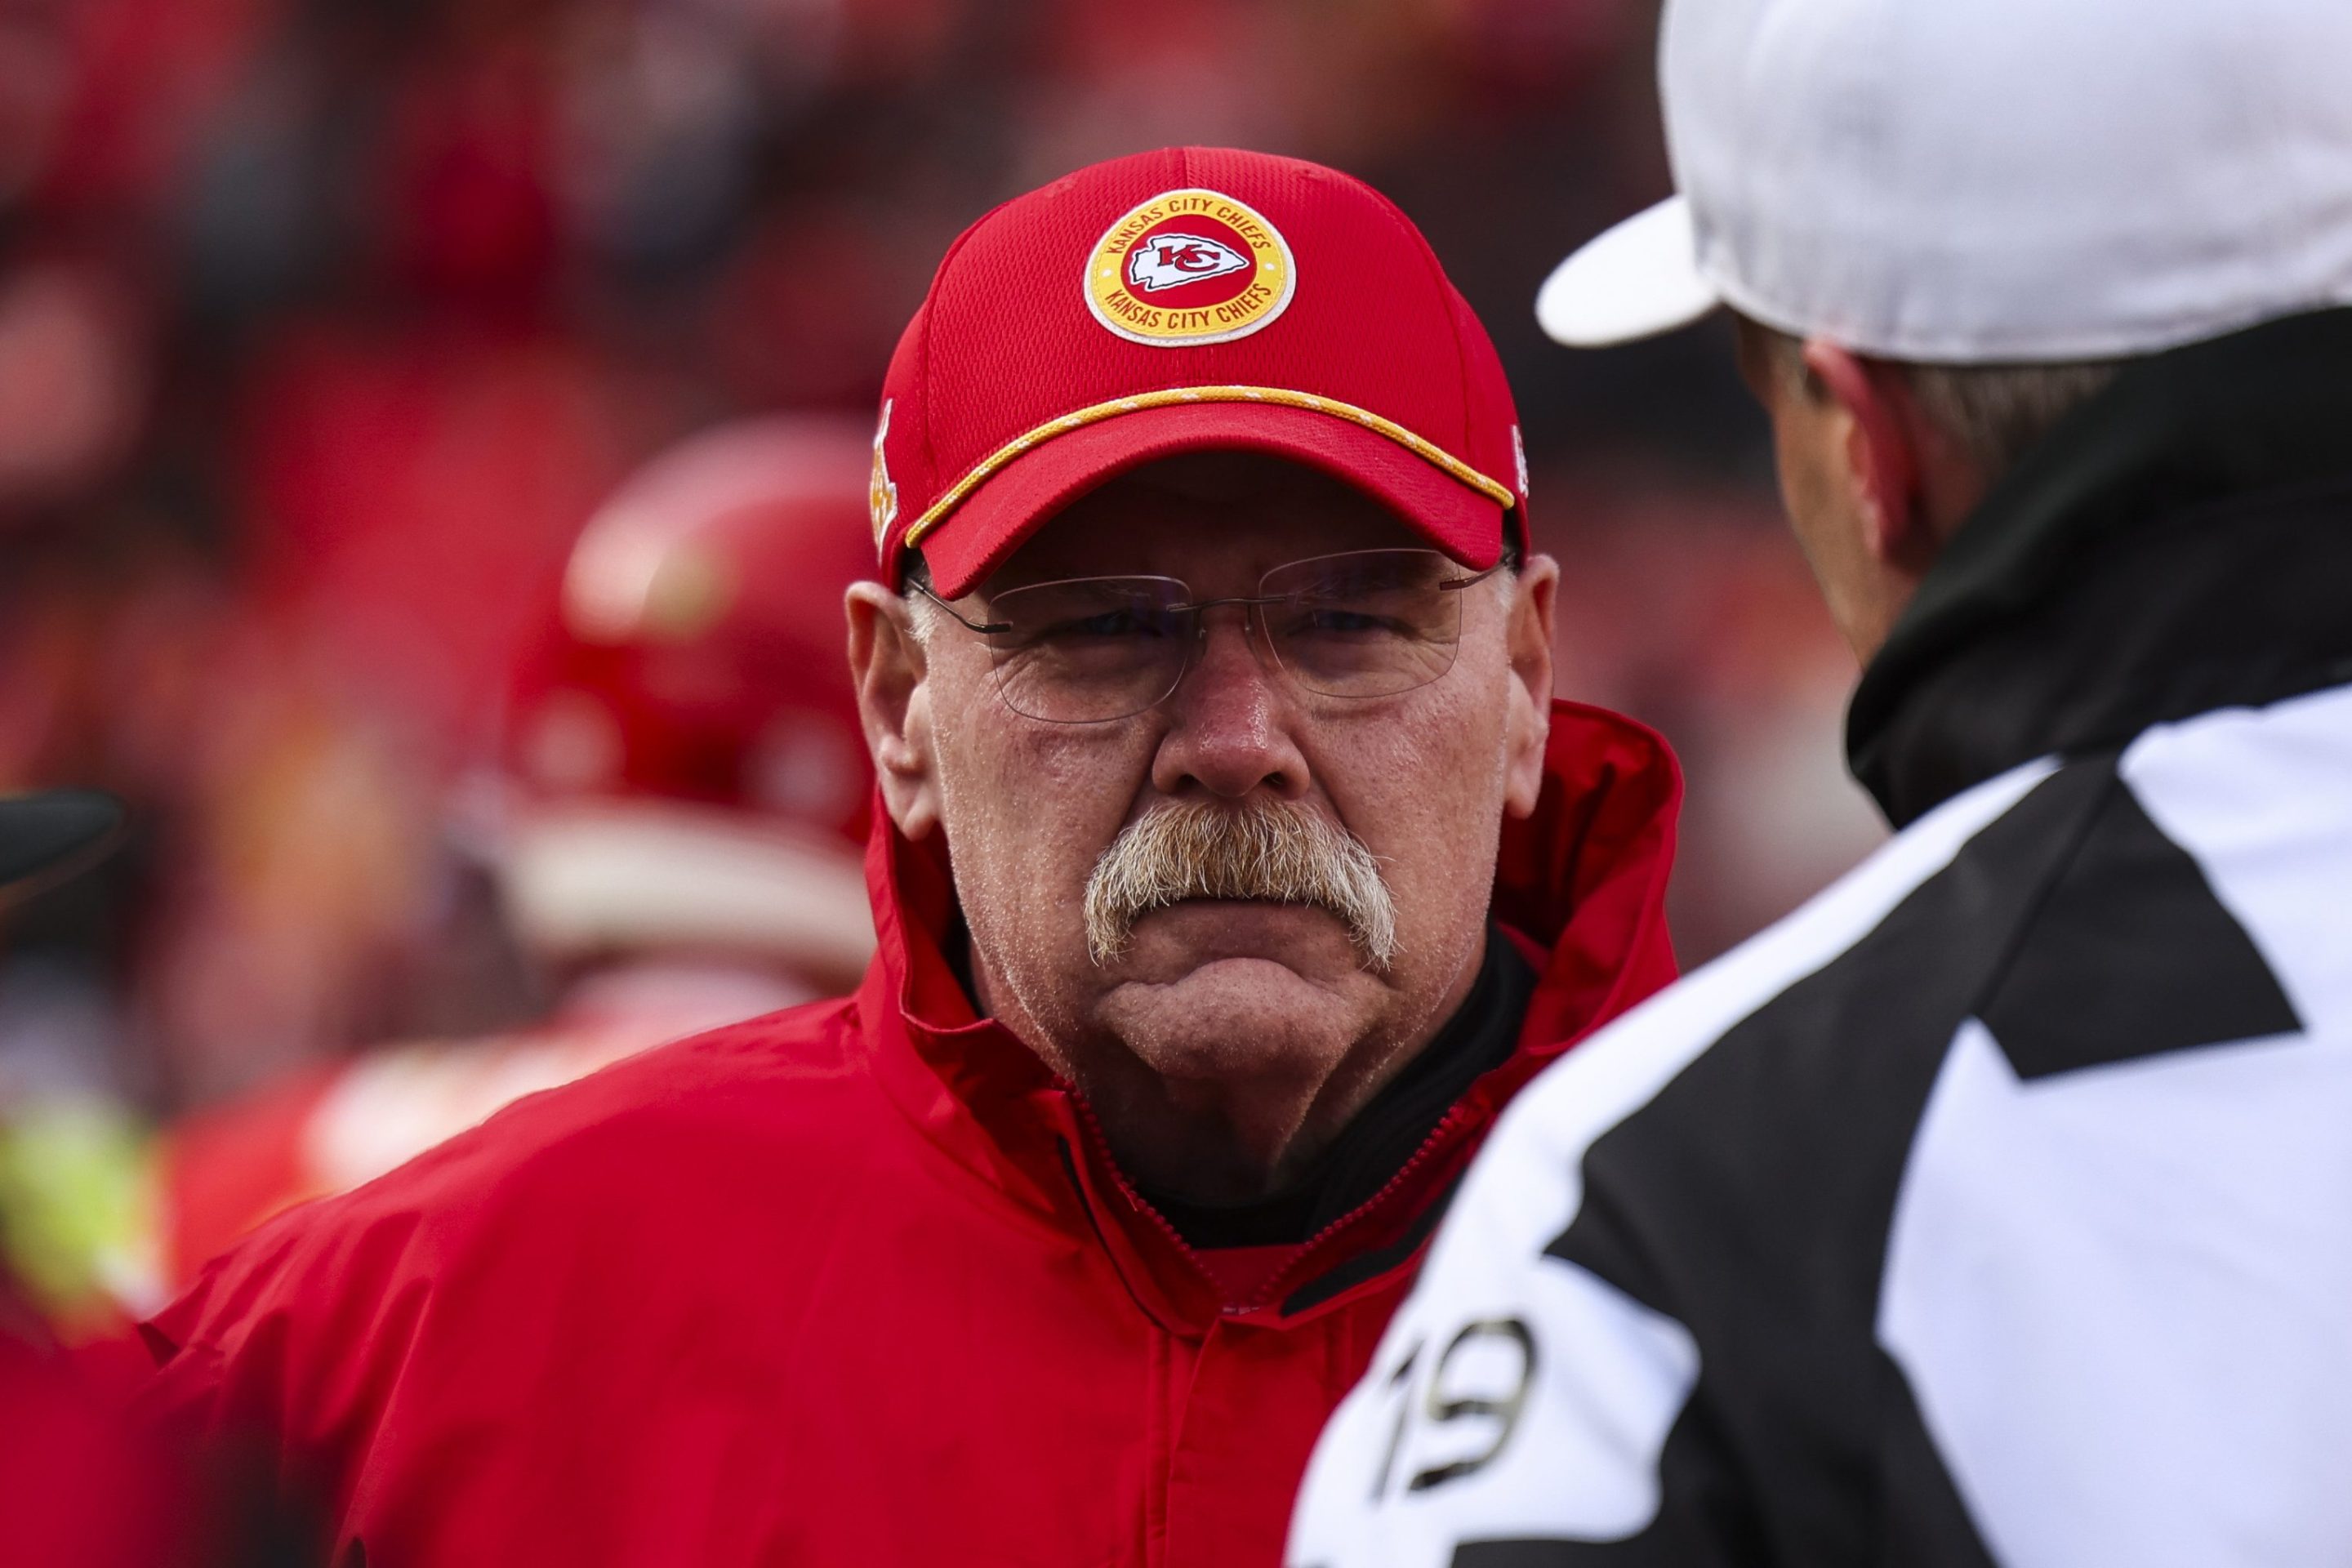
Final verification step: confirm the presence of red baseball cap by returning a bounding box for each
[870,146,1530,595]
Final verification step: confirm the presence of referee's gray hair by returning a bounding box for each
[1739,316,2123,483]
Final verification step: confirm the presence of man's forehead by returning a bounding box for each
[982,452,1425,589]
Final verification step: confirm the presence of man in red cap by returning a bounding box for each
[140,148,1682,1568]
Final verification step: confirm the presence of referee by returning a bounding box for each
[1291,0,2352,1563]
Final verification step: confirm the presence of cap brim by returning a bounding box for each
[0,790,126,894]
[913,402,1509,599]
[1536,196,1722,349]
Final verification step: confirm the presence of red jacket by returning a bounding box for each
[3,1282,206,1568]
[140,701,1680,1567]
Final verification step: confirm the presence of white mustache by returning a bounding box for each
[1081,800,1398,971]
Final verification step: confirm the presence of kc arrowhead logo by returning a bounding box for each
[1127,234,1251,292]
[1086,189,1295,346]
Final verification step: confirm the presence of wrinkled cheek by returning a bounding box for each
[1336,697,1511,947]
[938,721,1156,933]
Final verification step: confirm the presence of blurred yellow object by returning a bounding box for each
[0,1097,164,1339]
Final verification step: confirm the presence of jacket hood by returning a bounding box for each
[855,698,1682,1327]
[1851,308,2352,826]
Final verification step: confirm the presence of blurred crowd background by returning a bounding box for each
[0,0,1879,1326]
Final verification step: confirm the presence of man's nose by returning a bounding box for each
[1150,612,1311,801]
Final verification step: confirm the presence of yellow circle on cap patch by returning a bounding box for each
[1085,189,1296,347]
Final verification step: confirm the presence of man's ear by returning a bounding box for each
[845,582,942,840]
[1802,340,1930,570]
[1499,553,1558,820]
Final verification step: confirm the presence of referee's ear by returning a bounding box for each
[1500,552,1557,821]
[1802,341,1930,574]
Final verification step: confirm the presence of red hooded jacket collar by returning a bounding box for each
[859,698,1682,1330]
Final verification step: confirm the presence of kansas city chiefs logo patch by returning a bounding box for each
[1086,189,1295,346]
[869,399,899,549]
[1126,234,1251,293]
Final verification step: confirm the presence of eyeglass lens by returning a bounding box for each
[978,549,1475,724]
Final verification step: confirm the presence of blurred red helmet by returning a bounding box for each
[497,416,880,980]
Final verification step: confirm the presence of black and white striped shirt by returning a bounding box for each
[1290,312,2352,1567]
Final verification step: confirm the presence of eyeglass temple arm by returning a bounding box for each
[907,580,1013,635]
[1437,562,1507,593]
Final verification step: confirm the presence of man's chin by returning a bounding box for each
[1097,954,1373,1084]
[1094,905,1383,1079]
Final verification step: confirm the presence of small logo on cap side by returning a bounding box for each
[870,399,899,549]
[1085,189,1295,347]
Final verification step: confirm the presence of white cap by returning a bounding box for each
[1539,0,2352,362]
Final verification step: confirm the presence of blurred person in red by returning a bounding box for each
[156,415,877,1285]
[140,148,1682,1567]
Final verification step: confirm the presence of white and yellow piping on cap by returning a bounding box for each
[898,385,1517,550]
